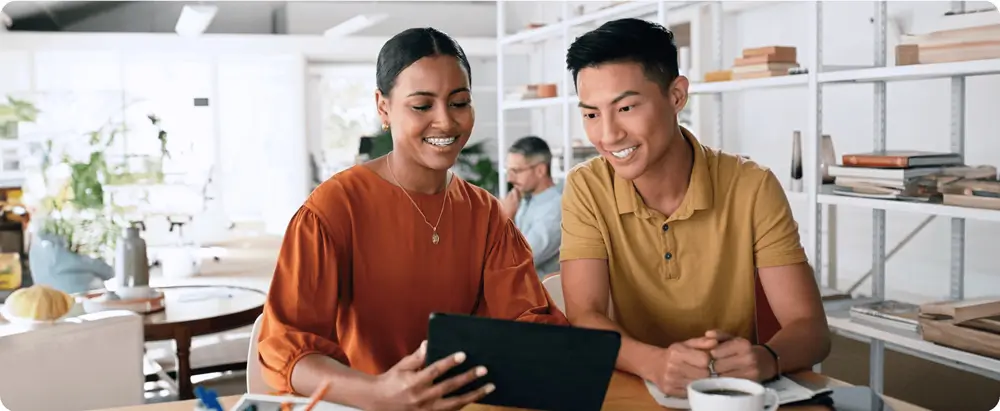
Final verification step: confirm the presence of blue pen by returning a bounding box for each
[194,386,224,411]
[204,389,224,411]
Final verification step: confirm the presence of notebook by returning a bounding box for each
[645,375,834,409]
[229,394,361,411]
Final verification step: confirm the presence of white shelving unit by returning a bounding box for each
[495,0,1000,390]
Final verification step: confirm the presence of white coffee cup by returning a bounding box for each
[687,377,779,411]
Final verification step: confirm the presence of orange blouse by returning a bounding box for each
[258,165,568,393]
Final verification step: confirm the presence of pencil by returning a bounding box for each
[302,379,332,411]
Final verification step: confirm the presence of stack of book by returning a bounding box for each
[919,297,1000,360]
[829,151,1000,208]
[730,46,802,80]
[829,151,965,201]
[939,173,1000,210]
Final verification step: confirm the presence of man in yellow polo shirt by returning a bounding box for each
[560,18,831,398]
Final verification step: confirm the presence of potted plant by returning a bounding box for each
[22,110,169,294]
[367,129,500,196]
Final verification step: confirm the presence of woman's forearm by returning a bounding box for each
[290,354,378,409]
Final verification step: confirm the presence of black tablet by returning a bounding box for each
[829,386,895,411]
[425,312,621,411]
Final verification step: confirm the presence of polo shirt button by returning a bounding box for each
[662,223,669,232]
[664,252,673,260]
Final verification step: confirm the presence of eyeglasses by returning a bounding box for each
[507,163,545,175]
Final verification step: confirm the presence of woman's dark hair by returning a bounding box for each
[376,27,472,95]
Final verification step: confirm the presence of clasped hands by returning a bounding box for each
[648,330,777,398]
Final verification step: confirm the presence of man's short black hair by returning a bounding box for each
[508,136,552,176]
[566,18,679,93]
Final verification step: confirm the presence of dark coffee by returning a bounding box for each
[702,389,752,396]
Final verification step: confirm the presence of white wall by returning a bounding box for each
[0,38,311,239]
[509,1,1000,302]
[215,54,309,235]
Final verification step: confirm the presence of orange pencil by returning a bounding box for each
[303,379,332,411]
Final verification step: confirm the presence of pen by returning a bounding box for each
[195,386,224,411]
[302,379,332,411]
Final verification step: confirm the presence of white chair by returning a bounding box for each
[541,274,565,313]
[247,313,267,394]
[0,310,145,411]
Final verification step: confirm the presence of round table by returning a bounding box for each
[142,285,266,400]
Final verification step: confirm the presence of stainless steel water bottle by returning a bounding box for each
[114,222,150,292]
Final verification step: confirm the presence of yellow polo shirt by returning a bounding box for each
[560,128,807,347]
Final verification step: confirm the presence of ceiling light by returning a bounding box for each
[175,4,218,37]
[323,14,388,38]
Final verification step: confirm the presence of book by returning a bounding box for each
[734,53,798,66]
[731,62,800,74]
[644,375,833,408]
[849,300,921,333]
[230,393,361,411]
[841,151,963,168]
[732,69,794,80]
[920,297,1000,323]
[741,46,797,61]
[827,165,943,180]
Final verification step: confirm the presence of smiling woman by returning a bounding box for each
[256,27,567,411]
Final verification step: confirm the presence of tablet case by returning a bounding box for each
[425,312,621,411]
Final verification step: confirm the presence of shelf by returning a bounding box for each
[502,96,571,110]
[819,58,1000,84]
[817,193,1000,223]
[500,1,659,46]
[689,74,808,94]
[825,308,1000,380]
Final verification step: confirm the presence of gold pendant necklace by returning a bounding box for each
[387,153,448,245]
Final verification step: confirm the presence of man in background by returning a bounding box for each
[502,136,562,279]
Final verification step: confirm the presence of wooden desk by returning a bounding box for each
[140,285,266,400]
[100,371,928,411]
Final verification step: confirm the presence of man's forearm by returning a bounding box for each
[571,311,663,381]
[290,354,378,408]
[762,317,831,376]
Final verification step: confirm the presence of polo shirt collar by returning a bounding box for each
[614,127,714,219]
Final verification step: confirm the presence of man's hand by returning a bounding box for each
[647,336,718,398]
[706,330,776,382]
[501,188,521,220]
[367,341,494,411]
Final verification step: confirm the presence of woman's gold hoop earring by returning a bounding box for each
[381,123,389,131]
